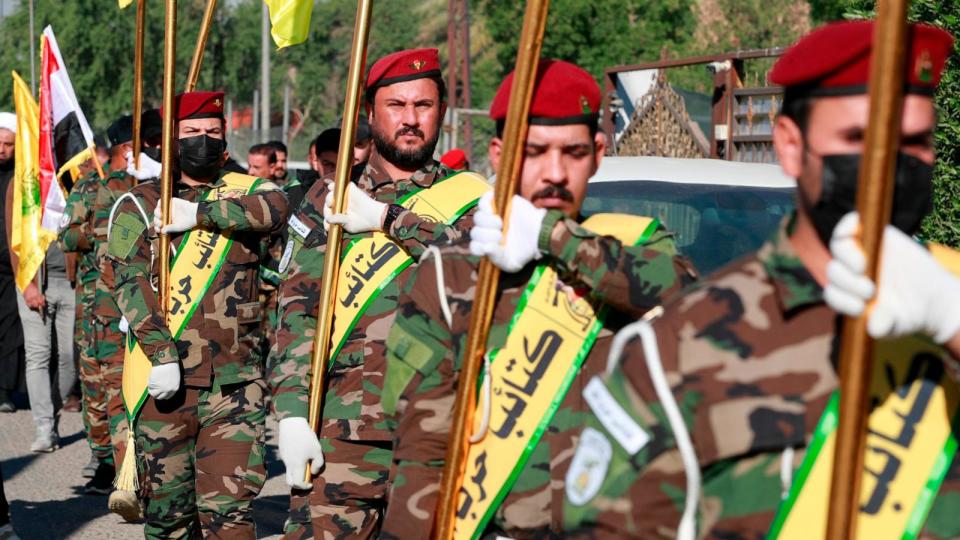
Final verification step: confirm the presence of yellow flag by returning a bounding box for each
[10,71,54,293]
[265,0,313,48]
[118,0,133,8]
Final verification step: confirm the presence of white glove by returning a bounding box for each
[825,211,960,343]
[125,150,162,180]
[279,417,324,490]
[153,197,199,234]
[147,363,181,400]
[118,316,129,334]
[322,181,387,234]
[469,192,546,273]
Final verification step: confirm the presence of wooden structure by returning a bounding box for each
[601,48,786,163]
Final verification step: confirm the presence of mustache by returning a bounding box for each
[531,184,574,203]
[395,126,426,140]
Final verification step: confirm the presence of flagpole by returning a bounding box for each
[185,0,216,92]
[132,0,146,169]
[303,0,373,484]
[826,1,910,538]
[433,1,549,538]
[159,0,178,317]
[90,149,106,179]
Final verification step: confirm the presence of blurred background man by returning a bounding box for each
[0,113,24,415]
[266,140,289,184]
[247,142,278,179]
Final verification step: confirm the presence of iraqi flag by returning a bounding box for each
[39,26,95,231]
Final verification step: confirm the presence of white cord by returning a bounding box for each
[419,245,453,328]
[608,320,700,540]
[780,446,795,500]
[469,352,493,444]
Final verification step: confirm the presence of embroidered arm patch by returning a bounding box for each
[109,212,147,261]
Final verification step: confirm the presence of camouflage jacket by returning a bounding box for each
[267,153,469,443]
[59,170,101,291]
[565,215,960,539]
[380,219,691,539]
[107,171,288,387]
[92,170,137,324]
[538,210,698,318]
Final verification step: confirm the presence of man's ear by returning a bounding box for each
[774,115,804,179]
[488,137,503,173]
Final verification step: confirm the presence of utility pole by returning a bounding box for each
[459,0,473,163]
[260,2,270,143]
[282,84,290,146]
[445,0,474,163]
[446,0,458,155]
[253,89,260,143]
[29,0,36,94]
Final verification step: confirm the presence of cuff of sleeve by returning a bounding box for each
[273,392,310,421]
[388,209,416,240]
[195,202,212,228]
[538,210,565,254]
[150,344,179,366]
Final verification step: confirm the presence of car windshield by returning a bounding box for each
[582,180,796,274]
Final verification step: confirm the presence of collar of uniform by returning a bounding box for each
[359,151,443,193]
[758,213,824,314]
[175,172,226,196]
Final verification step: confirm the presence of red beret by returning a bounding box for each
[367,48,442,91]
[161,91,225,121]
[489,59,600,125]
[770,20,954,96]
[440,148,468,170]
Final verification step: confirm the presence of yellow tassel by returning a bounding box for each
[114,429,139,491]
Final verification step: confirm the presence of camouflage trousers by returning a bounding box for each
[137,379,267,540]
[285,439,392,539]
[94,319,129,467]
[77,288,112,462]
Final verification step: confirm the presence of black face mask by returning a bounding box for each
[142,146,161,163]
[177,135,226,179]
[806,152,933,246]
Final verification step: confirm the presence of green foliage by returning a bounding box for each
[0,1,253,131]
[480,0,694,87]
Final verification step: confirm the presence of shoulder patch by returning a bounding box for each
[565,427,613,507]
[108,212,147,260]
[385,321,442,375]
[279,239,296,274]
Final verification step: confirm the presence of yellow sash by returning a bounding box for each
[454,213,659,540]
[120,173,262,425]
[327,171,490,361]
[770,245,960,540]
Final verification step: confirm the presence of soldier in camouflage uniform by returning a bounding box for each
[560,21,960,539]
[59,157,112,491]
[107,91,288,539]
[380,60,696,539]
[92,114,151,520]
[268,48,478,539]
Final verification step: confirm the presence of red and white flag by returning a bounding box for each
[39,25,95,231]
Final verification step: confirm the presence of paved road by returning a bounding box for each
[0,397,290,539]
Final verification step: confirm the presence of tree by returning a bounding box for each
[481,0,694,91]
